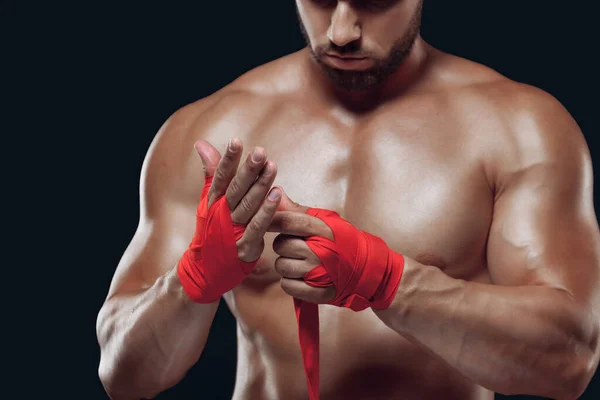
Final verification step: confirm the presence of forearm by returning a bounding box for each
[97,266,220,399]
[374,258,598,399]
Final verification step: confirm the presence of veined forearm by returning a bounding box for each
[97,266,220,399]
[374,258,597,399]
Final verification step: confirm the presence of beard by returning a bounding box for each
[297,2,422,93]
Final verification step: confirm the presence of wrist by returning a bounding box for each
[372,255,415,326]
[369,246,405,311]
[170,263,221,310]
[169,264,194,306]
[373,259,464,332]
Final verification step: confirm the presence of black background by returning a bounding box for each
[7,1,598,399]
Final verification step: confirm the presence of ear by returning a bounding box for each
[276,187,310,214]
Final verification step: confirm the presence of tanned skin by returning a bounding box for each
[97,1,600,399]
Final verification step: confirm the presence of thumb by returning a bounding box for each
[276,187,310,213]
[194,139,222,177]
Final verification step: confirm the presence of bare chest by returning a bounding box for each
[222,103,496,396]
[240,104,494,284]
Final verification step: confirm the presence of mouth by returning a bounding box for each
[326,53,367,60]
[323,54,372,71]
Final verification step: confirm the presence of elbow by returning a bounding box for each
[551,295,600,399]
[96,304,169,399]
[98,359,161,400]
[97,332,182,399]
[555,352,598,400]
[564,311,600,399]
[495,352,597,400]
[98,360,129,400]
[98,351,169,400]
[545,335,599,400]
[500,326,600,399]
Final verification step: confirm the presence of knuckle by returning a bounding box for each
[228,177,241,196]
[258,201,274,217]
[300,216,312,231]
[280,214,293,230]
[213,167,227,186]
[282,214,308,231]
[223,148,237,162]
[236,239,249,258]
[280,278,291,292]
[247,218,263,235]
[230,213,242,225]
[240,196,254,213]
[230,207,245,224]
[237,237,261,261]
[244,158,261,174]
[274,257,285,275]
[289,263,302,277]
[257,170,273,185]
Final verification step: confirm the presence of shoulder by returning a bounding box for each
[139,52,302,208]
[156,49,308,154]
[482,81,589,189]
[425,48,575,126]
[425,48,591,193]
[434,49,584,147]
[461,78,591,199]
[156,48,306,142]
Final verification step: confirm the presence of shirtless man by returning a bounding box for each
[96,1,600,399]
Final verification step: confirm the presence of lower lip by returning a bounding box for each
[324,55,372,70]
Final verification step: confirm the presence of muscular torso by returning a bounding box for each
[178,47,515,399]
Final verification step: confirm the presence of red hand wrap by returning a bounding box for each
[295,208,405,400]
[177,176,257,303]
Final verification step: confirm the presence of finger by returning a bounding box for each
[276,187,310,213]
[268,211,334,240]
[274,257,316,278]
[238,187,282,257]
[226,147,268,212]
[280,278,336,303]
[230,160,277,224]
[194,140,222,177]
[272,234,313,259]
[208,138,243,208]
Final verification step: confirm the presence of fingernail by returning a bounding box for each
[252,149,264,162]
[229,138,239,153]
[268,188,280,201]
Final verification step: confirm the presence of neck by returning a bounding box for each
[305,36,431,112]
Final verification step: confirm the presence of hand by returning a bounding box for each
[178,138,282,304]
[195,138,281,262]
[270,192,404,400]
[268,189,336,304]
[269,189,405,311]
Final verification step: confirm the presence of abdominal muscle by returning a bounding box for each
[225,252,494,400]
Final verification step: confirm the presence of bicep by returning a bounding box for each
[486,114,600,307]
[105,204,195,298]
[105,110,206,299]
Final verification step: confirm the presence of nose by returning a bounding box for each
[327,2,361,47]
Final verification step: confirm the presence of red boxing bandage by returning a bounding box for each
[295,208,405,400]
[177,176,257,303]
